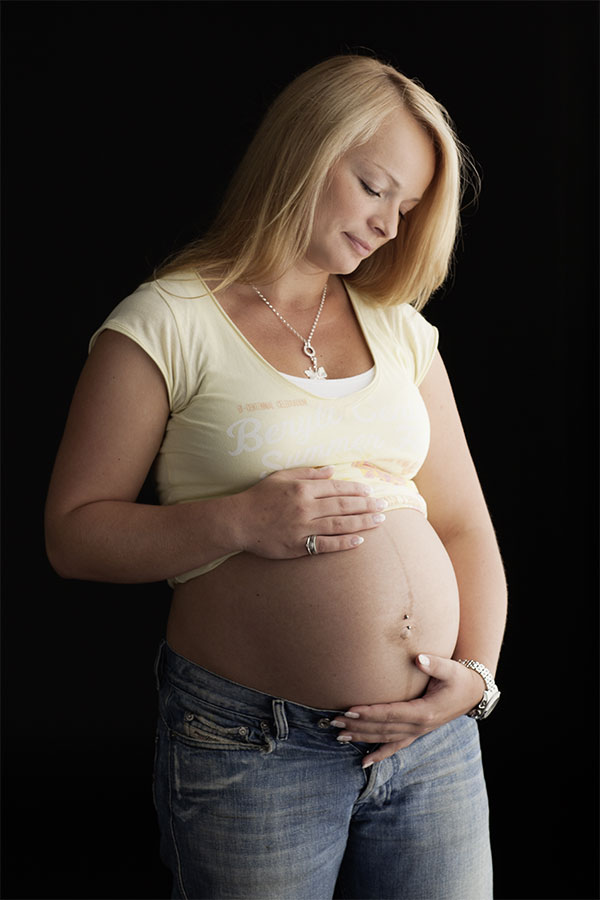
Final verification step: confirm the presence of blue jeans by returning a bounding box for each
[153,640,493,900]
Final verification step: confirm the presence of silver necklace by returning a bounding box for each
[251,282,328,380]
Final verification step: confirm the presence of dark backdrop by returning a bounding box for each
[2,2,598,899]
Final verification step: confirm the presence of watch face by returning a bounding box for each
[480,689,501,719]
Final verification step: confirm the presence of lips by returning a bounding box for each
[344,232,372,257]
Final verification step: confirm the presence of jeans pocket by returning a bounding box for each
[162,682,266,751]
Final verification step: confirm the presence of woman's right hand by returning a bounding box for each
[45,330,385,581]
[233,466,387,559]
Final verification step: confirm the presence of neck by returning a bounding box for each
[250,269,333,313]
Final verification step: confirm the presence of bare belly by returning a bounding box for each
[167,509,460,709]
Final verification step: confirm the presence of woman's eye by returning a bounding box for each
[360,179,381,198]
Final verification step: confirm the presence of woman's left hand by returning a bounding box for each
[332,654,486,768]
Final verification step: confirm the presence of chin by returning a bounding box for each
[325,252,364,276]
[305,245,364,276]
[336,259,363,275]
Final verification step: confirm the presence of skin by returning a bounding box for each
[45,104,507,770]
[306,108,434,276]
[330,350,508,766]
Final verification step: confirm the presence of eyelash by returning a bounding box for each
[360,179,381,198]
[360,180,406,222]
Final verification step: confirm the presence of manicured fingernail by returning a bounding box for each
[362,485,374,495]
[344,711,360,719]
[330,720,345,728]
[375,499,388,510]
[337,734,353,743]
[372,513,386,523]
[362,758,374,769]
[418,654,431,666]
[350,536,364,546]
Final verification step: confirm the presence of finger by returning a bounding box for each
[267,467,376,498]
[315,496,388,517]
[305,533,366,555]
[307,515,387,554]
[417,653,486,712]
[362,739,417,768]
[335,721,423,744]
[277,466,369,489]
[312,478,375,499]
[341,702,416,724]
[281,465,335,481]
[331,701,430,734]
[414,652,460,683]
[331,711,424,741]
[314,512,387,537]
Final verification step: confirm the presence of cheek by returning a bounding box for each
[318,173,357,219]
[314,191,339,226]
[318,193,361,230]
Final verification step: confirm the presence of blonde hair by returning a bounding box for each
[154,54,478,310]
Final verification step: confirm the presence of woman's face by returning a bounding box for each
[306,107,436,275]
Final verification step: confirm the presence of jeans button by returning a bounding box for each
[238,726,249,737]
[318,718,331,729]
[184,713,194,722]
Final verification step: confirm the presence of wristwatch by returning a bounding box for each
[457,659,501,720]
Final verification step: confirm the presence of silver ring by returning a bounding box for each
[305,534,318,556]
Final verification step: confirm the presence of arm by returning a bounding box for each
[416,350,508,673]
[45,330,385,583]
[330,351,508,764]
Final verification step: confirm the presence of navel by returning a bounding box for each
[387,611,416,644]
[400,613,414,640]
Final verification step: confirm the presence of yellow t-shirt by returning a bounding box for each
[89,273,439,583]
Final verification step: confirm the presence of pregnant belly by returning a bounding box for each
[167,509,460,709]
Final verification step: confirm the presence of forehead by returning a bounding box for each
[350,107,436,194]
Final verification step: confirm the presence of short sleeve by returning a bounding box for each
[396,303,439,386]
[89,281,189,412]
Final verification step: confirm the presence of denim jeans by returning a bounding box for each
[153,640,493,900]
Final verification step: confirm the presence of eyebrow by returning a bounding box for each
[370,161,423,203]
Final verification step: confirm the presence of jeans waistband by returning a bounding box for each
[155,639,348,732]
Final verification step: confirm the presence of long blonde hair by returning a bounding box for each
[154,54,478,310]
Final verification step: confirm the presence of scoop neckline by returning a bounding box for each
[197,275,381,401]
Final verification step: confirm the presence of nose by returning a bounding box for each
[371,202,399,242]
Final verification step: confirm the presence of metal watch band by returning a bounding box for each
[457,659,500,720]
[456,659,496,692]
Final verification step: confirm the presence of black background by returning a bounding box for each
[2,2,598,898]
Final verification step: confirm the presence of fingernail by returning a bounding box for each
[344,711,360,719]
[362,758,374,769]
[418,654,431,667]
[362,486,374,495]
[350,536,364,546]
[330,720,345,728]
[372,513,386,523]
[375,499,389,510]
[337,734,353,743]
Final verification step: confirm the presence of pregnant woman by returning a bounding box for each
[45,55,507,899]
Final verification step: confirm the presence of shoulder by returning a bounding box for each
[389,304,439,386]
[346,284,439,386]
[89,270,215,412]
[346,282,437,343]
[93,271,215,336]
[144,270,214,312]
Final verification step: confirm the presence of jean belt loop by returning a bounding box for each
[272,699,289,741]
[154,639,166,691]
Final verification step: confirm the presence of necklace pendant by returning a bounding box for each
[251,285,329,383]
[305,364,328,380]
[303,341,327,379]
